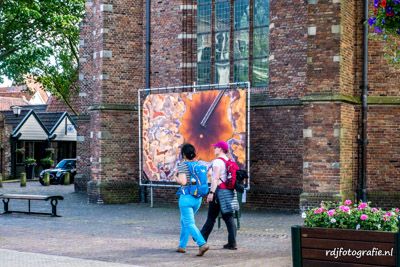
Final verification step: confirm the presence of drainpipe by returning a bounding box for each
[359,0,369,202]
[141,0,151,203]
[145,0,151,90]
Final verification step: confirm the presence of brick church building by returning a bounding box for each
[75,0,400,210]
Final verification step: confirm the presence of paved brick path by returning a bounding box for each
[0,182,303,266]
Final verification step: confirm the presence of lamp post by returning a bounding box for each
[11,106,22,117]
[10,105,22,179]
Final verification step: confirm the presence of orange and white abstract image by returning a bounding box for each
[142,89,247,182]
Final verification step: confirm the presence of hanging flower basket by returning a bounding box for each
[24,157,37,166]
[40,157,54,169]
[369,0,400,65]
[15,148,25,155]
[45,147,55,153]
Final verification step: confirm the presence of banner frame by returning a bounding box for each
[138,82,251,191]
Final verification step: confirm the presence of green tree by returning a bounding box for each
[0,0,85,114]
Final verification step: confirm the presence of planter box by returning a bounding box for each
[292,226,400,267]
[25,165,35,180]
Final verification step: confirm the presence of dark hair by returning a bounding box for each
[181,143,196,160]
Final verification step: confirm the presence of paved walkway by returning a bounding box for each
[0,249,142,267]
[0,182,303,267]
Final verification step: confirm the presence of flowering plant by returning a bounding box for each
[302,200,399,232]
[369,0,400,65]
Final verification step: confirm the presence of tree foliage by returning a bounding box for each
[0,0,85,114]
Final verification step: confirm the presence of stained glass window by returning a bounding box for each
[234,0,249,30]
[252,58,268,87]
[234,60,249,83]
[253,0,269,86]
[196,0,269,87]
[197,0,212,85]
[215,0,230,31]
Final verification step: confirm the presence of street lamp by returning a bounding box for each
[11,106,22,117]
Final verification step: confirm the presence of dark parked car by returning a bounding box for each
[39,159,76,185]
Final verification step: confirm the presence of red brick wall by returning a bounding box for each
[340,0,358,96]
[268,0,308,98]
[77,0,143,203]
[306,0,341,95]
[149,1,184,87]
[246,106,303,210]
[303,103,341,193]
[2,124,13,179]
[368,107,400,190]
[75,0,400,210]
[339,103,358,200]
[362,2,400,207]
[367,2,400,97]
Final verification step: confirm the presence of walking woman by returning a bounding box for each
[175,143,209,256]
[200,141,239,250]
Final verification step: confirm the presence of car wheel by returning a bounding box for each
[39,178,45,186]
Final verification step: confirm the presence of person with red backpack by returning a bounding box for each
[200,141,239,250]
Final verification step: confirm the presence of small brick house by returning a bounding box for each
[0,106,77,180]
[74,0,400,210]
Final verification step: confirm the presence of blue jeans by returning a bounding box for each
[178,194,206,248]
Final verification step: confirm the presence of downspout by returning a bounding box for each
[359,0,369,202]
[145,0,151,90]
[141,0,151,203]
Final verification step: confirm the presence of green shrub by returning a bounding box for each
[40,157,54,168]
[24,157,36,165]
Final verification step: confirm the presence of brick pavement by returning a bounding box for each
[0,182,303,266]
[0,249,142,267]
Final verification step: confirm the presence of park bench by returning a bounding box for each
[0,194,64,217]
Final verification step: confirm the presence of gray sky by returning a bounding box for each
[0,76,12,87]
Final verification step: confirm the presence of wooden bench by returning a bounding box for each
[0,194,64,217]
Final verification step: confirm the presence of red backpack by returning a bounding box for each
[217,157,240,190]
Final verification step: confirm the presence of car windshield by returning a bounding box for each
[56,160,74,169]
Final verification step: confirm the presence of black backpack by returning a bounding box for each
[235,170,248,193]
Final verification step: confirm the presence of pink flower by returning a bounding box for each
[314,208,324,214]
[371,208,379,213]
[383,215,389,221]
[360,214,368,221]
[339,205,350,213]
[395,208,399,213]
[358,202,368,210]
[327,209,336,217]
[344,200,352,206]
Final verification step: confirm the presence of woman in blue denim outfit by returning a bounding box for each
[175,143,209,256]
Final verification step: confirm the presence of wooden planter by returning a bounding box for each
[292,226,400,267]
